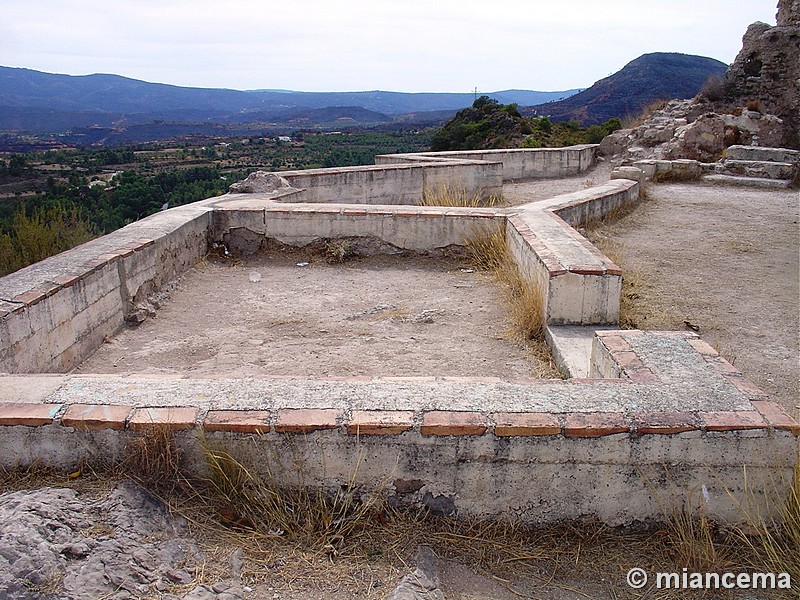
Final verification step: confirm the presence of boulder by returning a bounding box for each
[228,171,294,194]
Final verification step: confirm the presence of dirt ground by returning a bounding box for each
[588,180,799,416]
[77,252,557,379]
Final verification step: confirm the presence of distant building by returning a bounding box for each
[277,136,292,142]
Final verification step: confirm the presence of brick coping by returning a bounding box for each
[1,148,795,446]
[0,177,634,315]
[1,401,796,437]
[2,329,798,438]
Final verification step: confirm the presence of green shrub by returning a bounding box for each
[0,204,97,276]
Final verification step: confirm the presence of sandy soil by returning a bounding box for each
[77,251,556,379]
[589,180,799,415]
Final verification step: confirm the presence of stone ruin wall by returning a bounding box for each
[722,0,800,148]
[599,0,800,163]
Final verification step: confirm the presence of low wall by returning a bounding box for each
[0,203,214,373]
[1,326,797,524]
[214,201,503,254]
[505,179,639,325]
[277,160,503,204]
[0,408,795,525]
[5,146,796,528]
[376,145,597,181]
[0,147,635,373]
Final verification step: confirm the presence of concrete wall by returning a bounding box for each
[2,145,797,528]
[0,395,795,526]
[277,160,503,205]
[0,204,213,373]
[504,179,639,325]
[376,145,597,181]
[213,201,504,254]
[0,150,637,374]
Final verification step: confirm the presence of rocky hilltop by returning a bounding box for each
[601,0,800,162]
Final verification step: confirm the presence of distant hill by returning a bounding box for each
[525,53,728,125]
[0,66,581,136]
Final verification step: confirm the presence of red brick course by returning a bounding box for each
[722,374,769,398]
[600,335,632,353]
[275,408,340,433]
[421,411,487,436]
[700,411,768,431]
[61,404,131,431]
[51,272,83,288]
[688,338,718,356]
[0,400,796,441]
[564,413,628,438]
[204,410,270,433]
[625,369,659,384]
[631,411,698,435]
[493,412,561,436]
[751,401,800,433]
[12,289,47,306]
[0,403,61,426]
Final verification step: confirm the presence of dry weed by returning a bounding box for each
[3,454,799,598]
[122,426,184,491]
[732,462,800,588]
[623,98,670,129]
[420,184,504,208]
[465,225,546,343]
[202,444,385,552]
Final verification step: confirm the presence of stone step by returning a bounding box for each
[701,174,792,189]
[717,159,796,180]
[725,145,800,164]
[545,325,616,378]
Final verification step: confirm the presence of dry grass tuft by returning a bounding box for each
[465,225,559,378]
[623,98,670,129]
[466,226,545,343]
[420,185,504,208]
[122,426,184,491]
[202,445,384,552]
[583,230,648,330]
[733,462,800,587]
[659,508,729,574]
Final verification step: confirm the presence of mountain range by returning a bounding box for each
[527,53,728,124]
[0,52,729,144]
[0,67,578,132]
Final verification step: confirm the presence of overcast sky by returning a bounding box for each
[1,0,779,93]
